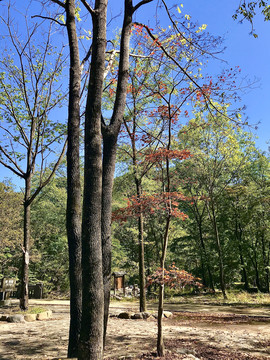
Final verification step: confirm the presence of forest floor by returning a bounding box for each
[0,298,270,360]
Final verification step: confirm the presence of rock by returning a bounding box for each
[0,315,9,321]
[118,312,132,319]
[8,314,25,323]
[175,348,197,357]
[142,312,151,319]
[24,314,37,322]
[47,310,52,318]
[152,312,158,319]
[163,311,173,318]
[0,300,11,306]
[36,311,48,320]
[131,313,143,319]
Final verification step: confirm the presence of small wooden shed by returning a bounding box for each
[112,272,126,296]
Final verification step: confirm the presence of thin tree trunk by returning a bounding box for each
[138,210,146,312]
[124,113,147,312]
[20,175,32,310]
[66,0,82,356]
[208,202,227,299]
[157,215,171,357]
[134,175,146,312]
[261,231,269,292]
[235,220,249,291]
[197,219,215,291]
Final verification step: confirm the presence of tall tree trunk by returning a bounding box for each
[197,219,215,291]
[157,215,171,357]
[157,118,172,357]
[79,1,108,358]
[66,0,82,357]
[101,0,135,343]
[134,177,146,312]
[208,202,227,299]
[101,131,118,345]
[124,113,147,312]
[20,175,32,310]
[235,220,249,291]
[138,210,146,312]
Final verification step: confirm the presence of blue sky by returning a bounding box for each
[0,0,269,187]
[130,0,269,151]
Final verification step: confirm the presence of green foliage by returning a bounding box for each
[233,1,270,36]
[0,182,23,278]
[30,173,69,293]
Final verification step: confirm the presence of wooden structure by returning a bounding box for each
[112,272,126,296]
[29,283,43,299]
[0,278,16,301]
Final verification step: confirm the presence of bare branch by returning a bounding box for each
[28,138,67,205]
[31,15,66,27]
[133,0,154,13]
[104,49,117,79]
[0,145,24,178]
[81,44,92,69]
[160,0,223,60]
[50,0,66,8]
[81,0,95,15]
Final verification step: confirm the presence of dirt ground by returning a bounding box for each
[0,300,270,360]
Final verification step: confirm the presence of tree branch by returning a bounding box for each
[50,0,66,8]
[31,15,66,27]
[81,0,95,15]
[133,0,154,13]
[28,138,67,206]
[0,146,24,178]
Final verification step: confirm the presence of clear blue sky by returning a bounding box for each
[0,0,269,187]
[131,0,269,151]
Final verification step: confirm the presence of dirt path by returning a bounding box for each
[0,300,269,359]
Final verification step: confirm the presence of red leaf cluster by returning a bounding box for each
[112,192,189,222]
[145,149,192,163]
[146,264,202,289]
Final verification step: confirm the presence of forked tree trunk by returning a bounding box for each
[66,0,82,357]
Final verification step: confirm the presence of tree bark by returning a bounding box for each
[79,1,108,358]
[136,180,146,312]
[157,215,171,357]
[101,0,136,341]
[20,175,32,310]
[101,131,118,345]
[65,0,82,357]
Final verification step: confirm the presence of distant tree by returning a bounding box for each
[30,170,68,294]
[0,16,67,310]
[177,103,256,298]
[0,182,23,278]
